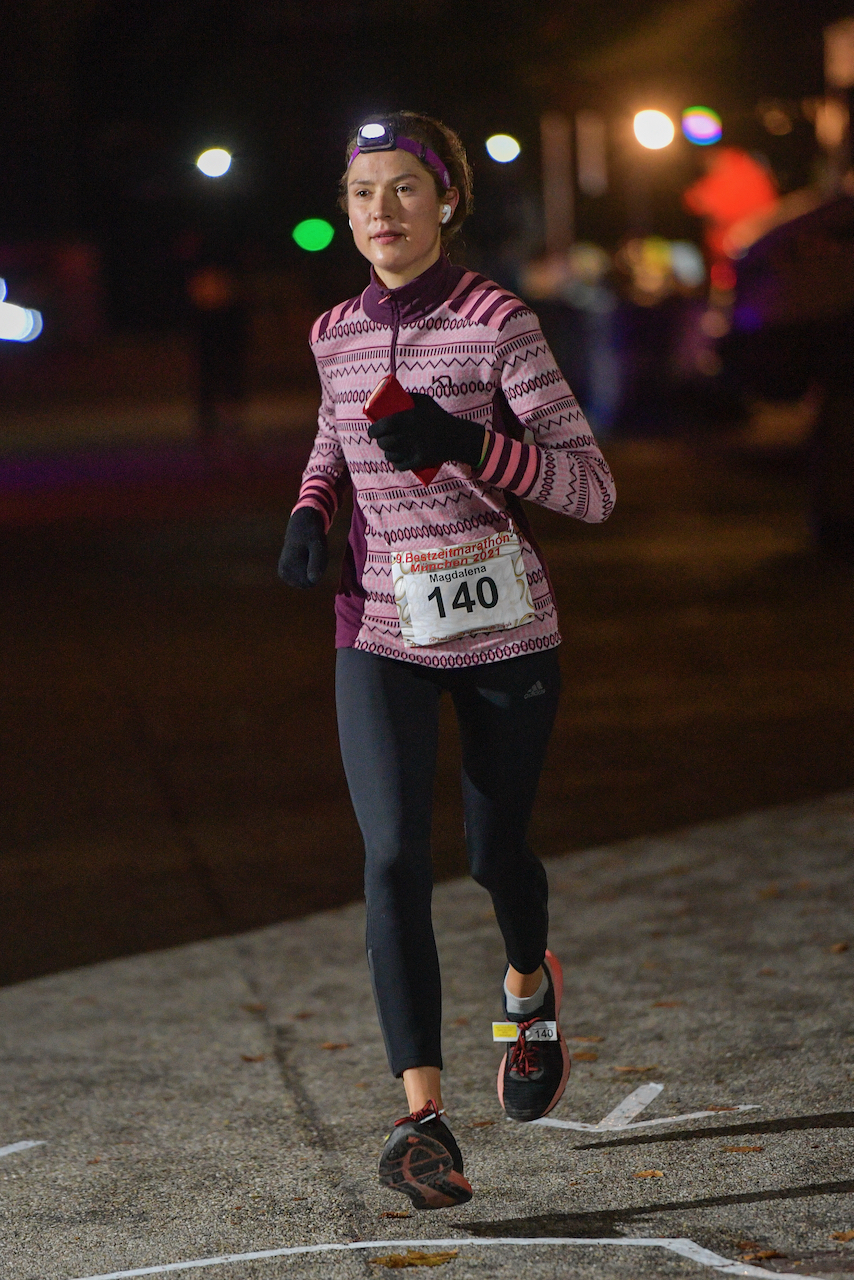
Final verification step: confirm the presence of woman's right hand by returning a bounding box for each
[277,507,328,588]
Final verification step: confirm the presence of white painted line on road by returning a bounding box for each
[69,1235,821,1280]
[599,1081,664,1127]
[0,1140,46,1159]
[531,1083,761,1132]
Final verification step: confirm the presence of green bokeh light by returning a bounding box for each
[292,219,335,251]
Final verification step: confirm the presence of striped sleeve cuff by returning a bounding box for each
[473,430,541,498]
[292,476,340,532]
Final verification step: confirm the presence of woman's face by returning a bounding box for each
[346,148,458,288]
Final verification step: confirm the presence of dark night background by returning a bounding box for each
[3,0,852,326]
[1,0,853,986]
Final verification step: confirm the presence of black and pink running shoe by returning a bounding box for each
[378,1099,473,1210]
[497,949,571,1122]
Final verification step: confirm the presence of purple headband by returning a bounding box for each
[349,135,451,191]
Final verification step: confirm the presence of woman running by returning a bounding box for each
[278,112,615,1211]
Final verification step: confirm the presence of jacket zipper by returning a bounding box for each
[388,297,400,378]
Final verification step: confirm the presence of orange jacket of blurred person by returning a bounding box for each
[683,147,779,261]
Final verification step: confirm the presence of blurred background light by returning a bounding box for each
[633,110,676,149]
[670,240,707,286]
[485,134,521,163]
[196,148,232,177]
[710,260,738,291]
[0,300,43,342]
[0,279,6,302]
[682,106,723,146]
[758,100,794,136]
[292,218,335,252]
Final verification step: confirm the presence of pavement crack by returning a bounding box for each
[272,1024,373,1241]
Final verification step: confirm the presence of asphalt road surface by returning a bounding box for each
[1,436,853,986]
[1,794,852,1280]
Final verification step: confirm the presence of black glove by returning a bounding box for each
[367,392,485,473]
[277,506,328,588]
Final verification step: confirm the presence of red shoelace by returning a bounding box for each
[395,1099,442,1127]
[508,1019,542,1077]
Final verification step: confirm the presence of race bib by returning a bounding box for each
[391,529,535,648]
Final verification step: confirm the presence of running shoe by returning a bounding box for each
[378,1099,473,1210]
[497,949,570,1122]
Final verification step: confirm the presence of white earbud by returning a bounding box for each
[348,218,353,229]
[440,205,452,225]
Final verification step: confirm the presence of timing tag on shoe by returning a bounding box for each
[493,1021,558,1042]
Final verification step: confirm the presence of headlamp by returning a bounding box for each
[349,121,451,191]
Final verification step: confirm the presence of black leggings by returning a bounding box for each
[335,645,561,1077]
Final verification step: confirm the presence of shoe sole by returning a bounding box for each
[497,948,571,1121]
[378,1132,473,1211]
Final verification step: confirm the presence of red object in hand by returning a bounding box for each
[363,374,440,486]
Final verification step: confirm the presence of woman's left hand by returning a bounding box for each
[368,392,485,473]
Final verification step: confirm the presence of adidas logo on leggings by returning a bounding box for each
[524,681,546,699]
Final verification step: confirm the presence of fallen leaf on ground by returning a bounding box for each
[758,967,777,976]
[741,1251,785,1261]
[831,1231,854,1242]
[355,1081,370,1089]
[736,1241,761,1249]
[292,1196,307,1201]
[615,1065,659,1074]
[573,1052,598,1062]
[468,1120,495,1128]
[570,1035,605,1042]
[242,1002,266,1014]
[452,1016,469,1026]
[723,1145,764,1153]
[830,942,850,953]
[293,1010,315,1020]
[320,1042,352,1051]
[652,1001,682,1008]
[369,1250,459,1268]
[379,1211,411,1219]
[704,1106,738,1112]
[240,1054,265,1063]
[633,1169,663,1178]
[759,883,781,899]
[87,1157,101,1164]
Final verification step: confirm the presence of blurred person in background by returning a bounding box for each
[186,259,249,442]
[277,111,615,1210]
[519,243,620,435]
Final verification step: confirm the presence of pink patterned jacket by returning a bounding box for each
[293,252,615,668]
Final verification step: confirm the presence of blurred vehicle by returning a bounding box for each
[723,192,854,560]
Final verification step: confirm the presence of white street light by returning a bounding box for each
[486,134,521,163]
[196,148,232,177]
[633,110,675,150]
[0,300,43,342]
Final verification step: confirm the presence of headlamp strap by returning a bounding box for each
[349,130,451,191]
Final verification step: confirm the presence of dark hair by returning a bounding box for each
[338,111,473,244]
